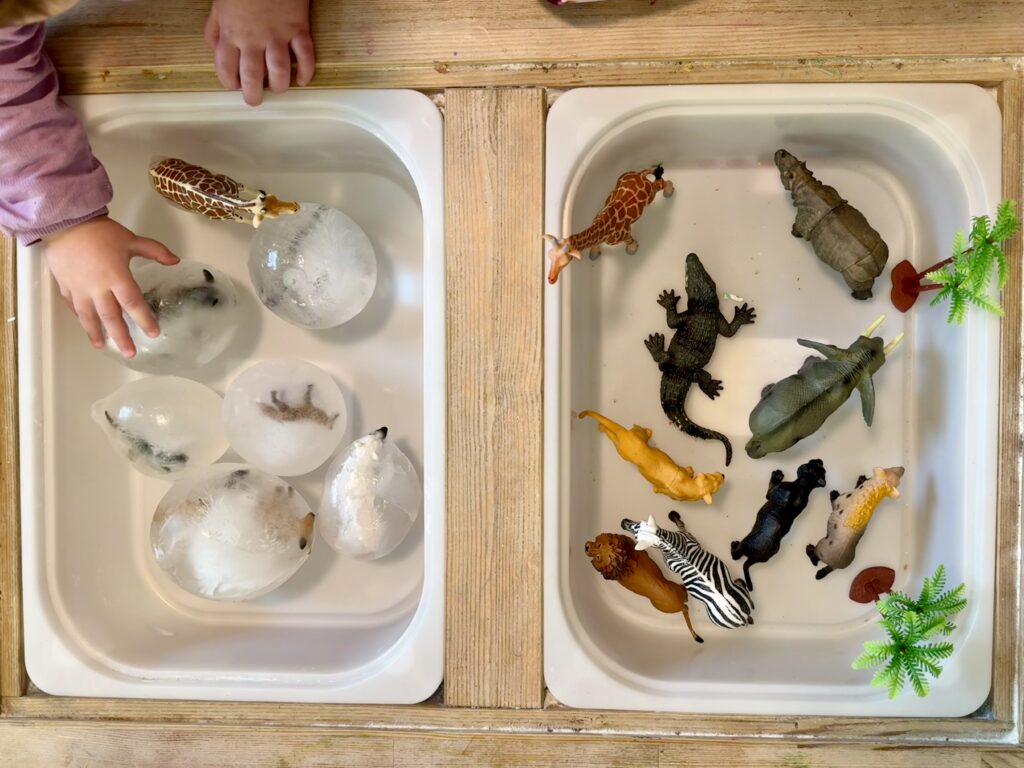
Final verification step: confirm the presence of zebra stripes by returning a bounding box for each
[622,512,755,629]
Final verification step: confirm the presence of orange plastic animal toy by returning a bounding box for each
[585,532,702,643]
[579,410,724,504]
[149,158,300,228]
[544,165,674,284]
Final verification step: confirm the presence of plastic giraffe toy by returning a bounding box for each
[544,165,674,284]
[149,158,300,228]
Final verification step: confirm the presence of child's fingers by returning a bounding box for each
[114,281,160,339]
[239,48,266,106]
[215,42,241,90]
[291,34,315,86]
[95,291,136,358]
[133,236,180,266]
[266,41,291,93]
[74,299,104,349]
[204,13,219,50]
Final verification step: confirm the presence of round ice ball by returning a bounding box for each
[151,464,314,601]
[91,376,228,478]
[248,203,377,329]
[103,260,240,374]
[223,358,347,476]
[317,428,422,560]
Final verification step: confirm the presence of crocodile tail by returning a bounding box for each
[662,378,733,466]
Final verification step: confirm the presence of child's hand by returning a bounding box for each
[43,216,180,358]
[205,0,316,107]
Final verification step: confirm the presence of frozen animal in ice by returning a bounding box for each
[149,157,299,228]
[101,260,240,374]
[92,376,228,478]
[544,164,673,284]
[249,203,377,329]
[150,464,315,601]
[222,358,347,476]
[806,467,905,580]
[317,427,422,560]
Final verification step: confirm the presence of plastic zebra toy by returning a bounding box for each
[622,513,755,629]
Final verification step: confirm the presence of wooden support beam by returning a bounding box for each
[444,88,545,708]
[0,238,24,701]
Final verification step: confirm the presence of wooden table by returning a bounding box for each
[2,1,1023,764]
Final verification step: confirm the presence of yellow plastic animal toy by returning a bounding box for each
[806,466,905,580]
[578,410,725,504]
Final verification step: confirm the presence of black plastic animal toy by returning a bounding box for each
[730,458,827,590]
[645,252,756,466]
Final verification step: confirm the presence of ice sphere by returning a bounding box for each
[103,260,240,374]
[223,358,347,476]
[151,464,315,601]
[317,428,422,560]
[92,376,228,478]
[248,203,377,329]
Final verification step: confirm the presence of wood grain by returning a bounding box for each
[444,89,545,708]
[0,723,1021,768]
[37,0,1024,92]
[995,78,1023,733]
[2,691,1013,743]
[0,238,24,701]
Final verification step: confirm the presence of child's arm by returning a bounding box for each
[0,23,179,358]
[205,0,315,107]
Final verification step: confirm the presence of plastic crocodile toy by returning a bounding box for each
[544,165,674,285]
[807,466,905,580]
[730,458,827,590]
[645,253,756,466]
[745,315,904,459]
[578,410,725,504]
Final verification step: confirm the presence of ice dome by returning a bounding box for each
[92,376,228,478]
[150,464,314,601]
[317,428,421,560]
[223,358,347,476]
[103,260,240,374]
[248,203,377,329]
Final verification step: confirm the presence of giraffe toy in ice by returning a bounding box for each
[544,165,674,284]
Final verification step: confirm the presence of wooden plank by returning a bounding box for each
[995,78,1024,733]
[444,89,545,709]
[42,0,1024,75]
[2,692,1014,744]
[0,238,24,701]
[0,722,1020,767]
[35,0,1024,92]
[47,56,1024,94]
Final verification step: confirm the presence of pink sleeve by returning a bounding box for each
[0,23,111,246]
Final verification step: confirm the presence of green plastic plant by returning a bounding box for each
[925,199,1021,324]
[852,564,967,699]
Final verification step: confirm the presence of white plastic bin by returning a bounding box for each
[19,90,445,703]
[544,84,1001,716]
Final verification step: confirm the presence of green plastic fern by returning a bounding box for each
[851,564,967,699]
[925,199,1021,325]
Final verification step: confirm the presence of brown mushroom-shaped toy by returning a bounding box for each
[849,566,896,603]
